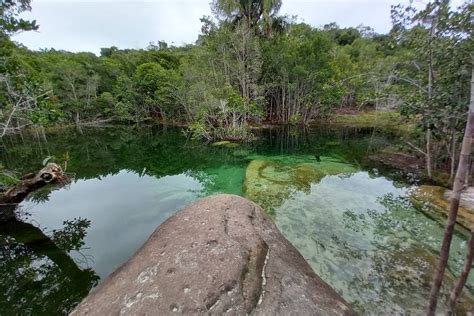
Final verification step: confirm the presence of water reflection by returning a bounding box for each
[22,170,203,279]
[0,215,98,314]
[273,172,474,314]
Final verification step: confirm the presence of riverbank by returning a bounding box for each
[6,111,449,189]
[326,111,415,132]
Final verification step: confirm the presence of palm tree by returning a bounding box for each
[211,0,284,37]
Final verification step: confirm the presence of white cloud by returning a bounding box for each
[282,0,397,32]
[14,0,211,54]
[12,0,468,54]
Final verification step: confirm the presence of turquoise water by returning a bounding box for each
[0,125,472,314]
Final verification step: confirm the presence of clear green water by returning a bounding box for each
[0,125,472,315]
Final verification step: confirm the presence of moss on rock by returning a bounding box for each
[411,185,474,230]
[211,141,239,148]
[243,157,356,212]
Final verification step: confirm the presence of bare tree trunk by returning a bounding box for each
[450,128,457,183]
[427,128,433,179]
[446,228,474,314]
[425,16,436,180]
[1,102,18,137]
[465,157,472,188]
[427,67,474,315]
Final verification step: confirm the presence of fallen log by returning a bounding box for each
[71,194,355,315]
[0,163,69,205]
[0,163,70,222]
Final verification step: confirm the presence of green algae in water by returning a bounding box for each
[232,149,251,158]
[196,164,246,196]
[0,125,473,315]
[211,140,240,148]
[243,155,356,212]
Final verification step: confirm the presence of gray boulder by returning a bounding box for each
[71,194,355,315]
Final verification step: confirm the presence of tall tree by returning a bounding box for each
[391,0,471,180]
[211,0,282,36]
[428,65,474,315]
[428,1,474,306]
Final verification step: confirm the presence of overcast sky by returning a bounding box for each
[13,0,465,55]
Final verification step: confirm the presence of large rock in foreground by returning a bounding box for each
[71,194,355,315]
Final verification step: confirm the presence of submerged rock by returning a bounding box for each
[411,185,474,229]
[364,241,474,314]
[232,149,251,158]
[369,149,421,175]
[243,157,356,211]
[71,195,354,315]
[243,160,323,211]
[211,140,239,148]
[264,172,474,314]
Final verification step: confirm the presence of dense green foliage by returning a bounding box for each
[0,0,37,35]
[0,0,472,175]
[390,0,472,179]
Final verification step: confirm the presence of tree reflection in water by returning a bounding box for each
[0,210,99,314]
[339,194,474,314]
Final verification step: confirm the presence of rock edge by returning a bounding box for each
[71,194,355,315]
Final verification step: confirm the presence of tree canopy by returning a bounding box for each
[0,0,472,174]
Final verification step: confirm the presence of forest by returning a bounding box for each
[1,0,474,315]
[1,0,472,179]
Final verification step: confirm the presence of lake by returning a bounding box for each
[0,125,472,314]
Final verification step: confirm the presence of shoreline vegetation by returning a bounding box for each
[2,0,471,183]
[0,110,458,189]
[0,109,461,188]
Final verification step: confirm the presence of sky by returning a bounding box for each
[13,0,466,55]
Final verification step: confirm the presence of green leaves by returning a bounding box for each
[0,0,38,36]
[134,62,180,118]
